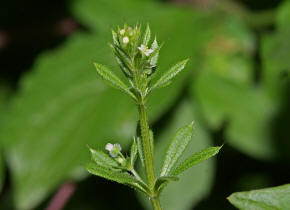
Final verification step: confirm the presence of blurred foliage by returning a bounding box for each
[0,0,289,209]
[228,184,290,209]
[0,82,12,191]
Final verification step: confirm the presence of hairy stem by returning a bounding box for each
[138,104,161,209]
[138,104,155,189]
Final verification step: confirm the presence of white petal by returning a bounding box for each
[120,29,125,35]
[105,143,113,151]
[114,143,122,151]
[123,36,129,44]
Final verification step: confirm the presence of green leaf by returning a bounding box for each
[228,184,290,210]
[151,59,188,90]
[160,121,194,176]
[172,146,221,175]
[86,162,149,195]
[150,37,159,66]
[111,30,119,46]
[93,63,136,100]
[88,147,118,168]
[142,24,151,46]
[138,100,216,210]
[130,138,138,167]
[136,136,145,167]
[191,17,279,160]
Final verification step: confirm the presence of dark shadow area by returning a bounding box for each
[0,0,83,88]
[272,78,290,161]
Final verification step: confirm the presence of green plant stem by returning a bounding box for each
[138,104,162,210]
[138,104,155,189]
[151,198,162,210]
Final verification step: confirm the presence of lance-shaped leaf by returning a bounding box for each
[228,184,290,210]
[154,176,179,196]
[151,59,188,90]
[86,163,150,195]
[111,45,132,69]
[142,24,151,46]
[160,122,194,176]
[89,147,119,168]
[130,138,138,167]
[114,55,132,78]
[111,30,119,46]
[172,146,222,175]
[150,37,159,67]
[93,63,137,100]
[136,136,145,167]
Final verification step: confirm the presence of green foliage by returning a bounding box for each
[88,147,119,168]
[191,16,278,160]
[0,83,11,192]
[228,184,290,210]
[172,146,222,176]
[86,163,149,195]
[151,59,189,90]
[160,122,194,176]
[93,63,137,101]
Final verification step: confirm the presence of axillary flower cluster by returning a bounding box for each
[86,23,220,210]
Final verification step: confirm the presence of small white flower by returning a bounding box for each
[105,143,114,152]
[105,143,122,157]
[138,44,154,56]
[123,36,129,44]
[120,29,125,35]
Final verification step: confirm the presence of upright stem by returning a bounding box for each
[138,104,162,210]
[138,104,155,189]
[151,198,162,210]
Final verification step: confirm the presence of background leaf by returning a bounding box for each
[0,83,11,192]
[191,16,278,160]
[228,184,290,210]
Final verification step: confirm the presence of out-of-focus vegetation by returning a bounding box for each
[0,0,289,209]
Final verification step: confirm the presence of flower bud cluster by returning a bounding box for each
[111,24,160,102]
